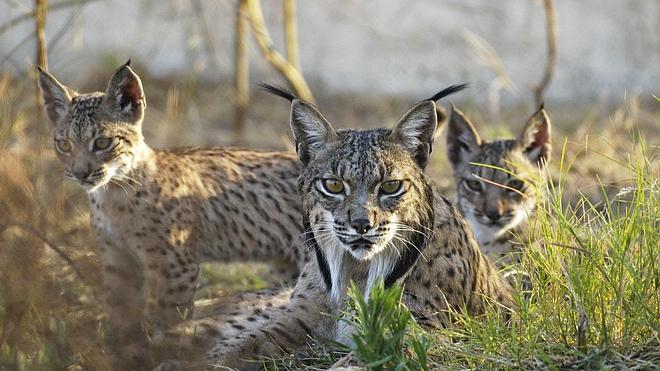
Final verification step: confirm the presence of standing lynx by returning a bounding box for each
[38,62,309,348]
[446,105,551,267]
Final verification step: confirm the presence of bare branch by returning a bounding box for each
[246,0,314,103]
[533,0,557,106]
[283,0,300,70]
[0,0,102,37]
[233,0,250,137]
[35,0,48,72]
[1,222,87,282]
[0,30,35,67]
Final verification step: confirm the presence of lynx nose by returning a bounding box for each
[351,219,372,235]
[485,208,502,221]
[73,169,91,181]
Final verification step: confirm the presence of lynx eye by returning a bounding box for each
[508,179,525,191]
[322,178,345,194]
[465,179,483,192]
[55,139,72,153]
[380,180,403,195]
[93,137,113,151]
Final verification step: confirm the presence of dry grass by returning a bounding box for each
[0,70,657,369]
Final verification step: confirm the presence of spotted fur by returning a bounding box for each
[38,64,309,352]
[186,88,514,370]
[446,105,551,267]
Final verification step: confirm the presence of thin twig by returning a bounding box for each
[1,222,87,282]
[283,0,300,70]
[246,0,314,102]
[533,0,557,106]
[0,0,102,37]
[35,0,48,72]
[546,241,592,255]
[47,3,84,53]
[0,30,35,67]
[233,0,249,138]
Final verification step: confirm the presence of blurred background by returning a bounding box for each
[2,1,659,102]
[0,1,658,369]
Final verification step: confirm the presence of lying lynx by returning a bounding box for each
[38,62,309,348]
[164,85,515,370]
[446,105,551,267]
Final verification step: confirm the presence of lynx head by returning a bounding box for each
[262,83,465,300]
[38,61,147,192]
[446,105,551,242]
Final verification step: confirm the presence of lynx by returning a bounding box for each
[37,62,309,349]
[446,106,551,267]
[163,85,515,370]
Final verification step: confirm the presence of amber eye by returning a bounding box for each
[93,137,113,151]
[322,178,344,194]
[55,139,72,153]
[380,180,403,195]
[508,179,525,191]
[465,179,483,192]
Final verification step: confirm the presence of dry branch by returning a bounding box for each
[233,0,250,137]
[283,0,300,70]
[35,0,48,72]
[246,0,314,102]
[1,222,86,282]
[0,0,102,37]
[533,0,557,106]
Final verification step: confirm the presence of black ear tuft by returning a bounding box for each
[125,58,132,67]
[259,82,298,102]
[427,83,468,102]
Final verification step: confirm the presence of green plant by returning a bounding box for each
[345,280,431,371]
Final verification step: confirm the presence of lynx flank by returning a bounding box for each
[38,63,309,347]
[169,85,515,370]
[446,106,551,267]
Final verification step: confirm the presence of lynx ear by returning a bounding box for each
[104,61,146,123]
[517,105,551,165]
[38,68,72,125]
[390,101,438,168]
[446,106,481,168]
[290,100,338,165]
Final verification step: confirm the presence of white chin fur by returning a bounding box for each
[346,244,382,261]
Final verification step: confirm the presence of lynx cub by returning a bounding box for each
[38,62,308,346]
[446,106,551,267]
[181,85,515,370]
